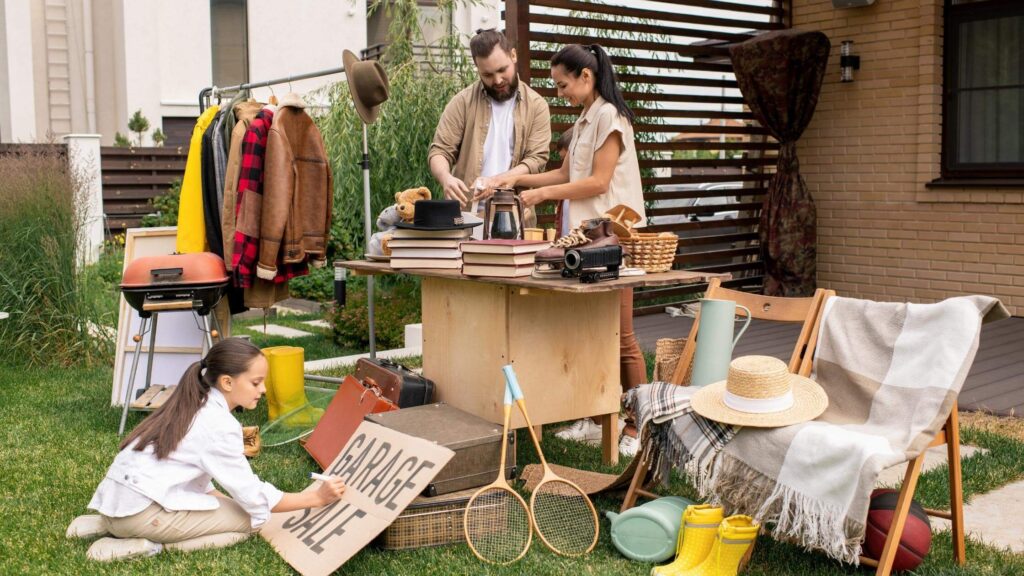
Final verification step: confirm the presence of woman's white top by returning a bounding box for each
[88,388,283,528]
[565,95,647,229]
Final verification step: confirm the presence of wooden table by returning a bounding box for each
[338,260,725,464]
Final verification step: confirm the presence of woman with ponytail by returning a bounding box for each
[67,338,346,562]
[490,44,647,457]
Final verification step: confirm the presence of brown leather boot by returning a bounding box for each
[536,218,620,263]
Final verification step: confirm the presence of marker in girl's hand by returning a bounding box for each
[309,472,336,482]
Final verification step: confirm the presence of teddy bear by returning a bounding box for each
[394,186,432,222]
[367,204,402,257]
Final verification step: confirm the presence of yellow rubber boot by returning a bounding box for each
[262,346,320,426]
[679,514,758,576]
[651,505,724,576]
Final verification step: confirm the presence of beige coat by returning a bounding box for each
[428,80,550,210]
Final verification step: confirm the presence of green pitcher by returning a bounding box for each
[690,298,752,387]
[605,496,694,562]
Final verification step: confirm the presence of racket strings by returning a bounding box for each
[531,480,597,556]
[465,487,531,565]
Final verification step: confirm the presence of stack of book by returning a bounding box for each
[460,239,551,277]
[388,228,472,269]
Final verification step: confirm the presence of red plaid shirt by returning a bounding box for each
[232,108,308,288]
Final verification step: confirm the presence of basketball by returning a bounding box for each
[863,489,932,571]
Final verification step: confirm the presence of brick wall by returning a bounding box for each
[794,0,1024,315]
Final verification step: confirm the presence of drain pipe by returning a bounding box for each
[82,0,97,133]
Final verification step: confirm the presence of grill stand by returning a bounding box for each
[118,306,220,435]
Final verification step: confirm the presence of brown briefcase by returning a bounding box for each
[365,402,516,496]
[353,358,434,408]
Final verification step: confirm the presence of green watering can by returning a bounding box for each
[605,496,694,562]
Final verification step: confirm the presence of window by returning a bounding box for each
[210,0,248,87]
[943,0,1024,180]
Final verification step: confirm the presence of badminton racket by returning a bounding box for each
[502,365,599,557]
[463,380,532,564]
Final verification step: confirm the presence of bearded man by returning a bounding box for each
[428,29,551,212]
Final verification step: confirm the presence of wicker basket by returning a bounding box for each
[621,233,679,273]
[376,486,487,550]
[653,337,686,382]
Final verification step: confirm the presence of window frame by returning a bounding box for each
[941,0,1024,180]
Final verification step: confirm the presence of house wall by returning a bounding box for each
[794,0,1024,315]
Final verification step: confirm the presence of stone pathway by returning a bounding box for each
[302,319,331,329]
[932,480,1024,553]
[875,445,986,487]
[244,324,314,338]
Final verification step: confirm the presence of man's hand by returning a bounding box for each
[473,175,519,202]
[442,175,470,205]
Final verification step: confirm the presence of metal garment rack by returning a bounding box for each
[198,65,346,112]
[196,62,380,359]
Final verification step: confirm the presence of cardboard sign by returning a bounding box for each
[261,421,455,576]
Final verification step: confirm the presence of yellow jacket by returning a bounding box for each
[176,105,221,253]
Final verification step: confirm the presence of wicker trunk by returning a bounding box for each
[365,402,516,496]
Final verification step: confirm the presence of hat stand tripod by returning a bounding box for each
[361,122,377,358]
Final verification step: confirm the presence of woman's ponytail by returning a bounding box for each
[120,338,262,459]
[551,44,635,124]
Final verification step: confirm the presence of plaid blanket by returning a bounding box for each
[624,382,736,493]
[629,295,1007,565]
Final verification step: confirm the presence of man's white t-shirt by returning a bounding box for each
[480,96,516,180]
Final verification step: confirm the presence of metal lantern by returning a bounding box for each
[483,188,525,240]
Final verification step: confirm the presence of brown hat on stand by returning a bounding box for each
[343,49,390,125]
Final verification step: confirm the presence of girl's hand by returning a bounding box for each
[316,477,346,506]
[519,188,548,207]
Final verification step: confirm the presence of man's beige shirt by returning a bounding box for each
[428,79,551,209]
[566,95,647,228]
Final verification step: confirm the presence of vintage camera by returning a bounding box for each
[562,245,622,283]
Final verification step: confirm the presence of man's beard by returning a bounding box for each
[483,74,518,102]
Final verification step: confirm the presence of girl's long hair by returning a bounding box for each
[551,44,635,124]
[120,338,263,459]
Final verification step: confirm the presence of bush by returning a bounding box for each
[313,61,475,261]
[141,179,181,228]
[328,277,420,350]
[288,265,334,303]
[0,149,111,367]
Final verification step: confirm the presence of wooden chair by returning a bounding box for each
[621,282,967,576]
[621,278,830,512]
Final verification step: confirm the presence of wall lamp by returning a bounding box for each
[840,41,860,82]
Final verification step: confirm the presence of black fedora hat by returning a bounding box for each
[394,200,482,231]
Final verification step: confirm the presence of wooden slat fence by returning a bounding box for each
[101,146,187,235]
[505,0,787,314]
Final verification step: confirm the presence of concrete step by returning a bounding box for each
[932,479,1024,553]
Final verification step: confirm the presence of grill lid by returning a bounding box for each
[120,252,229,289]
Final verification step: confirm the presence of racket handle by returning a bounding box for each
[504,380,513,406]
[502,365,524,400]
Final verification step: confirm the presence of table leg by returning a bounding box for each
[601,412,619,466]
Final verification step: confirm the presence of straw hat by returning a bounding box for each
[690,355,827,427]
[342,49,390,125]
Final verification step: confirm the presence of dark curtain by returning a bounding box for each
[730,29,830,297]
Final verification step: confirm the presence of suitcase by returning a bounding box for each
[354,358,434,408]
[365,402,516,497]
[304,375,398,470]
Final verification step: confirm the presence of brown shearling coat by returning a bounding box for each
[257,101,333,281]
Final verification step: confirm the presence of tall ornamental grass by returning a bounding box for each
[0,150,108,367]
[314,61,475,261]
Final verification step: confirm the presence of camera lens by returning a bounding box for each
[564,249,582,270]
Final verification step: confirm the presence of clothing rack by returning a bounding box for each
[199,65,346,111]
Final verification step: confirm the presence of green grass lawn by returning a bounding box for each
[2,362,1023,575]
[232,313,357,362]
